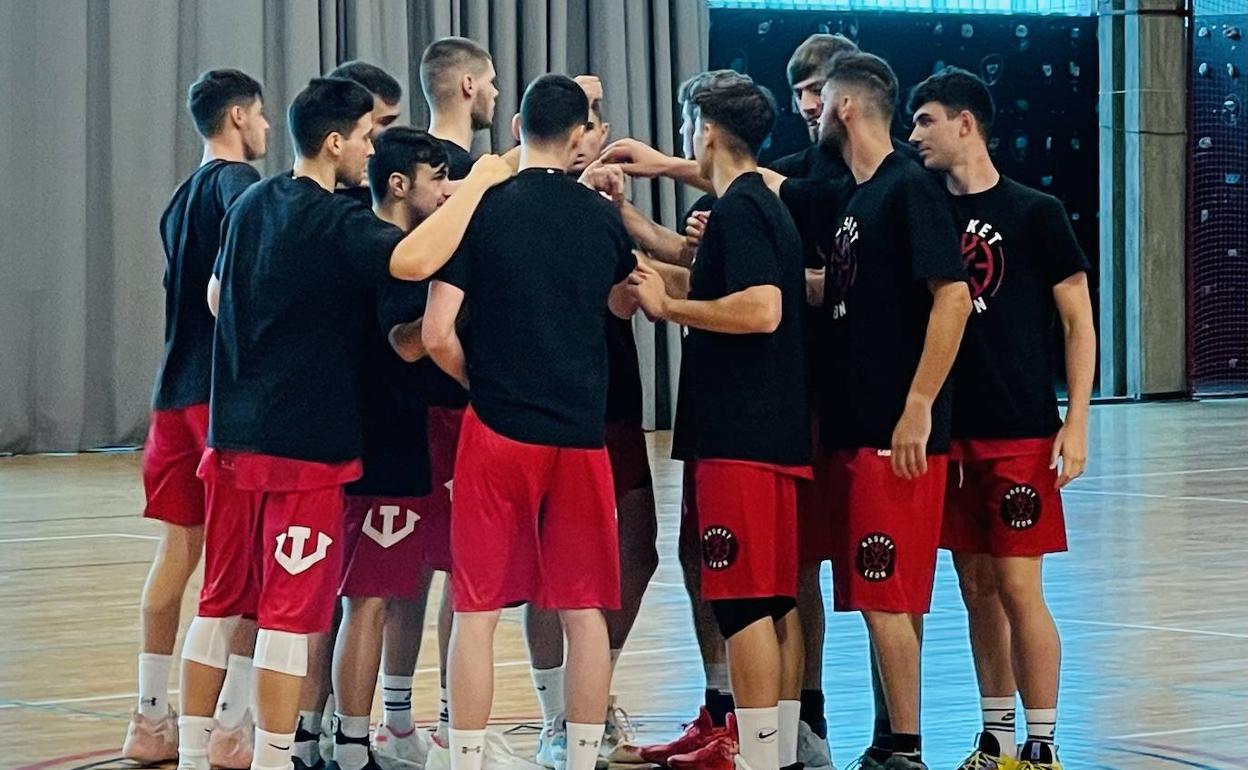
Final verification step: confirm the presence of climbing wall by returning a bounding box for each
[1191,0,1248,394]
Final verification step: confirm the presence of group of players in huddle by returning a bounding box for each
[120,29,1094,770]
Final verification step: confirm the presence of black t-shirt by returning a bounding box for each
[672,172,810,466]
[209,174,404,462]
[433,136,475,180]
[153,160,259,410]
[436,168,636,447]
[783,152,967,453]
[948,177,1090,440]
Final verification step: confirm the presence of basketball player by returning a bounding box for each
[421,74,635,770]
[327,128,452,770]
[772,52,971,770]
[627,76,810,770]
[123,68,267,767]
[907,67,1094,770]
[290,60,410,770]
[417,37,499,748]
[176,76,510,770]
[524,74,661,770]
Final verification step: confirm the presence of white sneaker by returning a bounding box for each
[426,738,450,770]
[535,723,567,769]
[797,721,834,770]
[601,699,639,765]
[734,755,759,770]
[320,694,336,764]
[484,732,547,770]
[207,710,255,769]
[374,723,431,770]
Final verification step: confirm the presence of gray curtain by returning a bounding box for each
[0,0,707,453]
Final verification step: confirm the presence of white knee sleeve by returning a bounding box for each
[253,628,308,677]
[182,615,241,669]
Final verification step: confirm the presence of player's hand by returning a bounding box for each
[890,396,932,480]
[627,260,670,322]
[579,158,628,204]
[1051,415,1088,489]
[805,268,825,307]
[684,210,710,254]
[500,145,522,173]
[468,154,514,188]
[599,138,676,179]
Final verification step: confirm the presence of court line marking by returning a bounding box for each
[0,533,159,545]
[1109,722,1248,740]
[1064,489,1248,506]
[1054,617,1248,640]
[0,644,700,711]
[1079,465,1248,482]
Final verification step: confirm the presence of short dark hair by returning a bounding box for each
[287,77,375,159]
[187,68,263,138]
[692,77,777,157]
[822,51,898,121]
[678,69,752,111]
[907,66,996,140]
[368,127,450,204]
[786,34,857,87]
[519,74,589,144]
[327,60,402,105]
[420,37,492,107]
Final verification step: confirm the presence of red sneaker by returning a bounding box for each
[637,707,728,766]
[668,714,739,770]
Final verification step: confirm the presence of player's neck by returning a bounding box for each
[709,155,758,198]
[843,126,894,184]
[373,200,412,233]
[518,144,570,173]
[201,136,247,165]
[292,156,338,193]
[945,149,999,196]
[428,109,474,153]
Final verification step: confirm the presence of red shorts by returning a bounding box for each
[339,495,429,599]
[197,450,360,634]
[142,404,210,526]
[450,407,620,612]
[797,416,834,565]
[605,421,652,499]
[419,407,462,573]
[828,448,948,614]
[942,438,1067,557]
[689,460,810,601]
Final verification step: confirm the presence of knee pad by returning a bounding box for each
[182,615,241,669]
[253,628,308,677]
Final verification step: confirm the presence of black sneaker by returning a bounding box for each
[294,757,327,770]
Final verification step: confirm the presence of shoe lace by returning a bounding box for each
[608,705,637,742]
[845,754,869,770]
[960,752,999,770]
[1015,762,1052,770]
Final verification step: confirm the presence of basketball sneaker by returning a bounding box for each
[294,757,327,770]
[797,721,834,770]
[373,723,431,770]
[425,731,450,770]
[668,714,738,770]
[122,707,179,764]
[1014,741,1061,770]
[207,709,255,769]
[636,706,728,766]
[881,756,927,770]
[535,721,567,770]
[954,733,1019,770]
[326,756,386,770]
[321,695,337,764]
[601,698,638,765]
[844,751,887,770]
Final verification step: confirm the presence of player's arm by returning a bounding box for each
[388,319,426,363]
[421,280,468,389]
[207,275,220,317]
[1051,271,1095,488]
[638,253,690,299]
[629,260,780,334]
[619,201,690,266]
[388,155,512,281]
[599,138,713,193]
[892,279,972,480]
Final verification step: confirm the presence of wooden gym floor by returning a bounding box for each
[1,399,1246,770]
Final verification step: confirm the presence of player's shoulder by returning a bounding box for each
[216,160,262,185]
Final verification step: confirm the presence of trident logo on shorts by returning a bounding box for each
[363,505,419,548]
[274,526,333,575]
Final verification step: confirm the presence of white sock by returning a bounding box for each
[334,713,372,770]
[778,700,800,767]
[253,727,296,770]
[137,652,172,719]
[609,648,622,681]
[438,686,451,742]
[982,696,1017,757]
[294,711,322,765]
[215,654,254,729]
[178,715,214,770]
[531,666,566,729]
[736,706,780,770]
[449,728,486,770]
[705,663,730,693]
[566,722,605,770]
[1025,707,1057,743]
[382,674,414,734]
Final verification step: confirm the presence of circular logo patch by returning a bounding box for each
[961,230,1006,300]
[701,526,738,571]
[1000,484,1041,529]
[856,532,896,581]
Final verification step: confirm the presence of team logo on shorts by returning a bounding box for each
[856,532,896,581]
[701,526,738,571]
[275,526,333,575]
[363,505,419,549]
[1000,485,1041,529]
